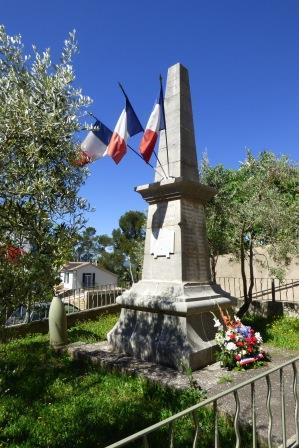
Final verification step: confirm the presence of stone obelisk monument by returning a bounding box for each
[108,63,236,370]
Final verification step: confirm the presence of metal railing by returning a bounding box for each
[105,356,299,448]
[216,277,299,303]
[5,283,129,326]
[58,283,128,313]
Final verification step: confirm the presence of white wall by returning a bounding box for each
[72,264,117,289]
[60,272,74,289]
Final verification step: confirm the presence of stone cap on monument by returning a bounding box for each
[135,177,216,204]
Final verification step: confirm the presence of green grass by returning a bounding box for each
[67,312,119,344]
[243,314,299,350]
[218,373,233,384]
[1,312,296,448]
[0,313,251,448]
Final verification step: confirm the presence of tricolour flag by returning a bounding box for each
[139,85,165,163]
[104,93,143,164]
[79,120,113,166]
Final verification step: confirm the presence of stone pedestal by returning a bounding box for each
[108,280,234,370]
[107,63,236,370]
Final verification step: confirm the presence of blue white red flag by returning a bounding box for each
[104,95,143,164]
[79,120,113,166]
[139,85,165,163]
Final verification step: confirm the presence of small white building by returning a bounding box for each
[60,262,117,290]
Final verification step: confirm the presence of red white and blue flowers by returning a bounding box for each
[213,309,266,369]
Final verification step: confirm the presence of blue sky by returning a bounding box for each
[2,0,299,235]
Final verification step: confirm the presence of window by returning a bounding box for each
[82,273,95,288]
[64,272,69,283]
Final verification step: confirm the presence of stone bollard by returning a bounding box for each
[49,295,68,349]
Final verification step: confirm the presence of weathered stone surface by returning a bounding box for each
[137,179,215,283]
[108,280,234,370]
[108,63,236,370]
[155,64,199,182]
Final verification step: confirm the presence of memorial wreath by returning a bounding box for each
[212,308,267,370]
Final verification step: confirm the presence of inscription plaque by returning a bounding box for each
[150,228,175,258]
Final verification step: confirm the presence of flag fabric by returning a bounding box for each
[79,120,113,166]
[104,96,143,164]
[139,85,165,163]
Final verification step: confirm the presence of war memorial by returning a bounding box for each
[108,63,236,370]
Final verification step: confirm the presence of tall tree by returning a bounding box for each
[200,156,235,281]
[74,227,99,262]
[202,151,299,317]
[73,228,113,262]
[98,211,146,283]
[0,26,91,328]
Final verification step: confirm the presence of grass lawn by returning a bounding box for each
[243,314,299,350]
[0,313,241,448]
[0,312,297,447]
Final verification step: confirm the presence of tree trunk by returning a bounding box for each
[210,254,218,283]
[237,233,254,318]
[248,236,254,302]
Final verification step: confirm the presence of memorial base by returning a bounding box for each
[107,280,236,370]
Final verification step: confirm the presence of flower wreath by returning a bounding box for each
[212,308,267,370]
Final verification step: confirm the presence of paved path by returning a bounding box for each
[67,342,299,447]
[196,346,299,447]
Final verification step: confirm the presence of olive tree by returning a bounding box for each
[98,211,146,283]
[200,156,235,281]
[0,26,91,328]
[202,151,299,317]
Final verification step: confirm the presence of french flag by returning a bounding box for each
[79,120,113,166]
[104,93,143,164]
[139,85,165,163]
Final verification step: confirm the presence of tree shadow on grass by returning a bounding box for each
[0,335,262,448]
[67,327,102,344]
